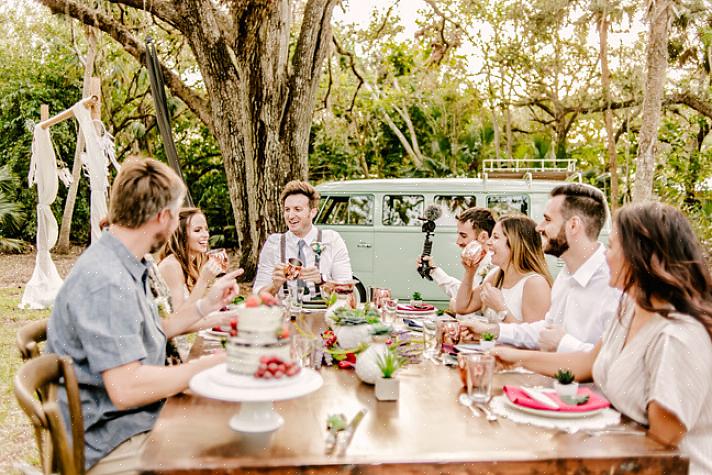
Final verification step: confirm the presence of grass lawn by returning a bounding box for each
[0,287,49,473]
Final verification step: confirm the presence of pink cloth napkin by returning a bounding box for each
[503,385,610,412]
[397,304,435,312]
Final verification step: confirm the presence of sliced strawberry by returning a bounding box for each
[244,295,261,308]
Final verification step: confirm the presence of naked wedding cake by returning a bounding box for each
[226,293,297,378]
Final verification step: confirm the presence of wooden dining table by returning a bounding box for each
[139,312,687,474]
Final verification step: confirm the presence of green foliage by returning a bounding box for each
[481,332,496,342]
[554,369,575,385]
[375,346,405,378]
[411,292,422,301]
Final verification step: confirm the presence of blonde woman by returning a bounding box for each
[455,215,552,323]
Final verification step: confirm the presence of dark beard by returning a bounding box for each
[544,226,569,258]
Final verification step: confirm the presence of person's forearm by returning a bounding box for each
[104,356,222,410]
[454,270,480,314]
[510,348,595,381]
[162,299,210,338]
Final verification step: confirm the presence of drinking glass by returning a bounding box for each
[465,353,495,403]
[291,334,320,368]
[207,248,229,276]
[437,320,460,354]
[382,298,399,324]
[422,317,438,358]
[287,285,303,315]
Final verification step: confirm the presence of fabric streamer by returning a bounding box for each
[20,125,63,309]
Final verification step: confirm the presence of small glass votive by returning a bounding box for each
[465,353,495,403]
[382,298,399,324]
[422,317,438,358]
[290,334,320,369]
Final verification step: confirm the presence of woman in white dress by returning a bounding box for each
[158,207,222,311]
[493,203,712,474]
[456,215,552,323]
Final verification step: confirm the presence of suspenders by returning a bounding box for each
[279,229,322,296]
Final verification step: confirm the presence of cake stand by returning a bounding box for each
[189,363,323,433]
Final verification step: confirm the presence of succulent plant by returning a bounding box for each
[481,332,496,342]
[411,292,423,300]
[554,369,575,385]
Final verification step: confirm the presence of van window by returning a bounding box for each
[434,195,477,225]
[487,194,530,217]
[383,195,424,226]
[317,195,374,225]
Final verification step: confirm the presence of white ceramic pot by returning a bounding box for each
[554,380,579,398]
[479,340,495,351]
[375,377,400,401]
[354,342,388,384]
[333,324,372,350]
[324,297,352,324]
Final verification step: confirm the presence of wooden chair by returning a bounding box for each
[14,353,85,475]
[17,319,48,361]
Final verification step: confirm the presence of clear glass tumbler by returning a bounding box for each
[465,353,495,403]
[422,318,438,358]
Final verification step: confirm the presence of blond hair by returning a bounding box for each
[109,157,185,228]
[279,180,320,209]
[493,215,553,287]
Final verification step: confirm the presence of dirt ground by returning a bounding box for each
[0,247,83,288]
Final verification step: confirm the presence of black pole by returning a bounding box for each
[145,37,194,207]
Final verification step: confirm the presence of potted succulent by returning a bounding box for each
[553,369,579,398]
[410,292,423,308]
[480,332,496,351]
[374,347,405,401]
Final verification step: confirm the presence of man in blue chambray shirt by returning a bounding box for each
[47,157,240,474]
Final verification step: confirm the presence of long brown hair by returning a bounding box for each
[159,207,207,291]
[615,203,712,337]
[493,215,553,288]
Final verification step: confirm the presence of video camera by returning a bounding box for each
[417,205,442,280]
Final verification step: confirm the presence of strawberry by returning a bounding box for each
[244,295,261,308]
[286,366,300,376]
[273,371,284,379]
[268,362,279,372]
[229,329,237,337]
[276,327,289,339]
[230,318,238,330]
[345,353,356,364]
[259,356,270,364]
[212,326,222,332]
[337,360,354,369]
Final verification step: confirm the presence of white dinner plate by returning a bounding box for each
[503,395,607,419]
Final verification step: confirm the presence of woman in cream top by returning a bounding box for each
[493,203,712,474]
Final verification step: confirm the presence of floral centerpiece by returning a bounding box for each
[328,304,380,349]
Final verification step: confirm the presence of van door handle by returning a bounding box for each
[357,241,372,248]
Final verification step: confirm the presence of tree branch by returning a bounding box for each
[666,91,712,119]
[105,0,181,27]
[332,36,364,112]
[36,0,212,130]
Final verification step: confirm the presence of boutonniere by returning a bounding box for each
[311,241,326,266]
[155,296,171,319]
[477,263,493,280]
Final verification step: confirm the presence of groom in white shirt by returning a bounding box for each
[253,180,353,300]
[461,183,620,352]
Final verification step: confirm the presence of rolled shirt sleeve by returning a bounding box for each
[431,267,461,299]
[497,319,546,349]
[253,234,280,294]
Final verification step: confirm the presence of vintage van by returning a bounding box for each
[315,177,609,305]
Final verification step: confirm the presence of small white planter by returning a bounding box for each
[375,377,400,401]
[410,299,423,308]
[479,340,495,351]
[554,380,579,398]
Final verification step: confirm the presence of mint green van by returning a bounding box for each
[315,178,608,305]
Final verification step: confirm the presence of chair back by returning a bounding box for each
[14,354,85,475]
[17,319,48,361]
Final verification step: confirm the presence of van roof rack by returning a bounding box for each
[482,158,578,181]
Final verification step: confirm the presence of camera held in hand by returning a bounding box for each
[417,205,442,280]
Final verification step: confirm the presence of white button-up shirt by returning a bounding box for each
[497,244,621,352]
[253,226,353,298]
